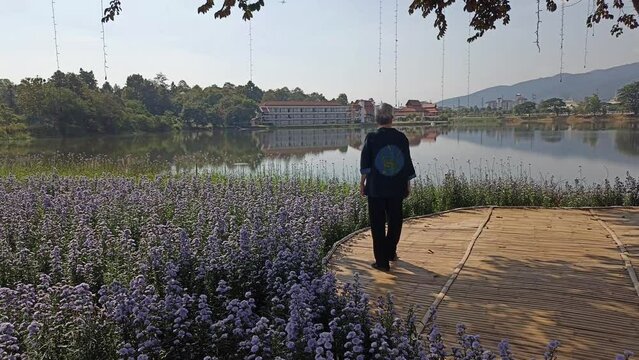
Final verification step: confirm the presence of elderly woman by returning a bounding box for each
[359,103,416,272]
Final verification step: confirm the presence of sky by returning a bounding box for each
[2,0,639,105]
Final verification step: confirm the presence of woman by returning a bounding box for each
[359,103,416,272]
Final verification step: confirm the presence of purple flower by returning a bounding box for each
[1,174,633,359]
[544,340,561,360]
[498,339,513,360]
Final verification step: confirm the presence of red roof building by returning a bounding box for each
[351,99,376,123]
[393,100,439,120]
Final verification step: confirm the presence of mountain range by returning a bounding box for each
[439,62,639,108]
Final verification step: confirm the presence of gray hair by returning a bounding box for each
[376,103,394,125]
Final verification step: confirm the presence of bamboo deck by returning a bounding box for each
[327,207,639,359]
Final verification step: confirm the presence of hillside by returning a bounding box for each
[440,62,639,108]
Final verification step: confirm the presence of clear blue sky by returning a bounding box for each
[2,0,638,104]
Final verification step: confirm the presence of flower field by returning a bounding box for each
[1,172,638,359]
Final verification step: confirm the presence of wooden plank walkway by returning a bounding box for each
[328,207,639,359]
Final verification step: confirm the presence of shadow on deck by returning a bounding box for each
[328,207,639,359]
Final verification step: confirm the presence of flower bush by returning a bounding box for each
[0,173,637,359]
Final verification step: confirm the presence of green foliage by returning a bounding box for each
[583,94,606,115]
[262,87,327,102]
[6,70,333,137]
[218,96,258,127]
[0,78,17,109]
[539,98,567,116]
[513,101,537,116]
[335,93,348,105]
[618,81,639,115]
[0,104,27,137]
[124,73,173,116]
[241,81,264,102]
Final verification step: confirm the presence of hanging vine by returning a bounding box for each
[100,0,109,81]
[584,0,591,68]
[394,0,399,107]
[440,36,445,107]
[248,20,253,82]
[379,0,383,73]
[536,0,542,52]
[559,0,566,82]
[467,12,471,108]
[51,0,61,70]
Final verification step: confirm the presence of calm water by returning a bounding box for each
[2,125,638,181]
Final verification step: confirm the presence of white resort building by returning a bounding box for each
[256,101,353,126]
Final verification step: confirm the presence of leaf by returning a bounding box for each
[198,0,216,14]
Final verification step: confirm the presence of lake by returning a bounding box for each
[1,124,638,181]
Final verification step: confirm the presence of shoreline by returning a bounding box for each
[2,115,637,141]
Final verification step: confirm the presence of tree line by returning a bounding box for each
[512,82,639,117]
[443,81,639,118]
[0,70,349,137]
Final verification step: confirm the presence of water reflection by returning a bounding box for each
[251,126,440,155]
[582,132,598,147]
[0,125,637,180]
[253,128,359,158]
[616,131,639,156]
[540,130,563,143]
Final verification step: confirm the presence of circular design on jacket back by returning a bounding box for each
[374,145,405,176]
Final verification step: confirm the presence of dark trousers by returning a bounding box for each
[367,197,403,267]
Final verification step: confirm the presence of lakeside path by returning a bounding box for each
[327,207,639,359]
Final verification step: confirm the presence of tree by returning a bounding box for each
[39,86,90,136]
[79,68,98,90]
[16,77,47,121]
[539,98,567,116]
[103,0,639,41]
[240,81,263,102]
[124,74,173,116]
[49,70,88,95]
[0,104,24,126]
[177,80,191,92]
[335,93,348,105]
[290,87,306,101]
[584,94,605,116]
[7,70,345,136]
[514,101,536,116]
[215,95,258,127]
[0,79,17,109]
[153,73,169,89]
[618,81,639,115]
[101,81,114,93]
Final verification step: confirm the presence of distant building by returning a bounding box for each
[351,99,376,124]
[486,100,499,109]
[419,102,439,116]
[486,97,515,111]
[257,101,353,126]
[501,100,516,111]
[515,93,528,105]
[393,100,439,120]
[564,99,580,110]
[607,96,621,105]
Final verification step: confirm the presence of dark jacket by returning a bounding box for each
[360,127,416,198]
